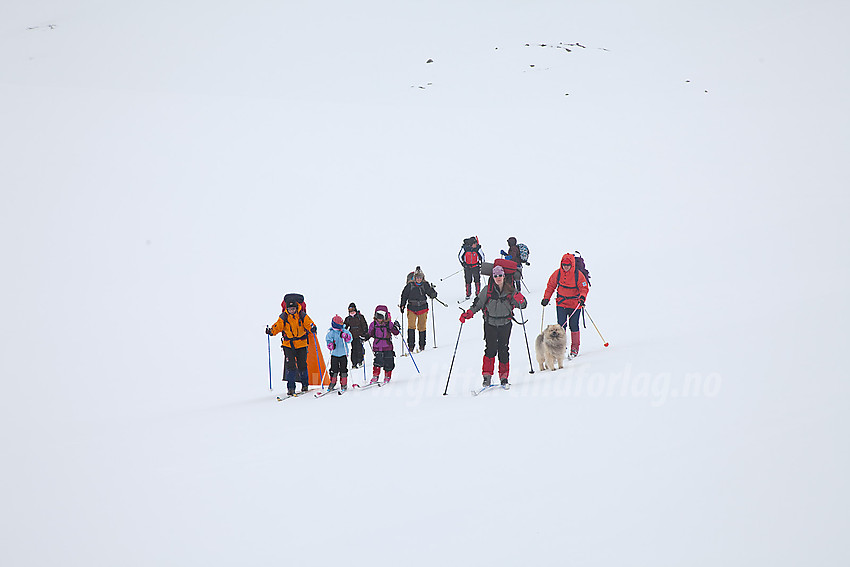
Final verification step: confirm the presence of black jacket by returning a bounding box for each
[343,312,369,340]
[400,281,437,312]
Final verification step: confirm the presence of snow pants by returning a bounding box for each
[329,355,348,378]
[483,322,512,363]
[372,350,396,371]
[282,345,309,390]
[464,265,481,296]
[350,337,365,367]
[557,306,582,332]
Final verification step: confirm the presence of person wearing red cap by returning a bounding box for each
[459,264,527,387]
[541,253,589,358]
[325,315,353,391]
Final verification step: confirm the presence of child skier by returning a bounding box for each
[458,236,485,300]
[368,305,401,384]
[325,315,353,391]
[343,302,370,369]
[459,265,527,387]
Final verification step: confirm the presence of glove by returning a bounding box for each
[310,324,317,334]
[525,261,531,266]
[514,292,525,304]
[579,296,586,306]
[327,341,334,350]
[393,321,401,332]
[265,326,272,335]
[541,298,549,306]
[400,305,405,314]
[500,249,507,256]
[459,309,474,323]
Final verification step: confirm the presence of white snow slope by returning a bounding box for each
[2,1,849,566]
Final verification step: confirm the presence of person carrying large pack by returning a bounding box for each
[266,293,318,396]
[459,265,527,387]
[458,236,485,300]
[541,253,590,359]
[399,266,438,353]
[500,237,530,290]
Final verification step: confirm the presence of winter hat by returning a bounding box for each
[507,237,517,246]
[413,267,425,280]
[492,265,506,276]
[332,315,344,329]
[374,305,389,320]
[348,302,357,312]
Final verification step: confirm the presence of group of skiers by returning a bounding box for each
[266,237,591,396]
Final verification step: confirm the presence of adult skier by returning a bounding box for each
[399,266,438,353]
[458,236,485,300]
[266,296,317,396]
[541,253,590,358]
[459,265,527,387]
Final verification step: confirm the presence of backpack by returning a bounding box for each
[517,243,529,263]
[461,237,481,267]
[573,251,591,285]
[282,292,307,323]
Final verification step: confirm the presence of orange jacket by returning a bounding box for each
[543,253,590,309]
[269,304,315,349]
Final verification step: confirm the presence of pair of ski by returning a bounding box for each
[276,390,310,401]
[351,380,389,391]
[314,387,347,398]
[471,383,511,396]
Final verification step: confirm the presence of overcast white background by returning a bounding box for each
[2,1,848,565]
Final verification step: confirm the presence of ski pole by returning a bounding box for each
[399,331,421,373]
[517,300,534,374]
[561,305,581,331]
[582,307,609,347]
[441,269,462,281]
[443,308,466,395]
[433,296,448,308]
[431,298,438,349]
[267,329,273,390]
[540,306,546,334]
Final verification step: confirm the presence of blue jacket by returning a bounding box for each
[325,326,352,357]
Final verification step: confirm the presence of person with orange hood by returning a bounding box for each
[541,253,589,358]
[266,294,317,396]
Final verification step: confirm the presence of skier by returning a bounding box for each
[343,302,369,369]
[266,295,317,396]
[368,305,401,384]
[541,253,589,358]
[399,266,438,353]
[500,237,528,290]
[459,265,527,387]
[324,315,353,391]
[458,236,485,300]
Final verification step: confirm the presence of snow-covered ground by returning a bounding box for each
[2,1,848,565]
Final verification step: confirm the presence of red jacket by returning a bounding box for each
[543,253,589,309]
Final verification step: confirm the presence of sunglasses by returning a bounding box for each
[493,274,505,277]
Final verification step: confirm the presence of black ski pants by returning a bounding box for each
[483,322,512,363]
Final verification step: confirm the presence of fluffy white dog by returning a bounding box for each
[535,324,567,371]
